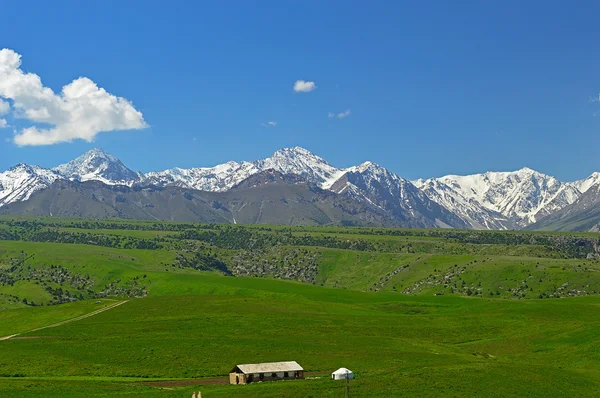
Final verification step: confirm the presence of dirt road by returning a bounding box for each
[0,300,128,341]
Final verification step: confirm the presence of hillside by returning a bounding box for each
[0,218,599,396]
[1,217,599,308]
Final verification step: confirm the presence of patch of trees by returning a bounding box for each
[228,248,320,283]
[0,227,164,250]
[174,252,231,275]
[0,219,217,232]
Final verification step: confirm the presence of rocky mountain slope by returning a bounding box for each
[0,146,598,230]
[143,147,343,192]
[527,184,600,232]
[330,162,470,228]
[0,164,62,207]
[414,168,585,229]
[54,148,141,185]
[0,170,400,226]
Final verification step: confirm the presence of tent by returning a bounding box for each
[331,368,354,380]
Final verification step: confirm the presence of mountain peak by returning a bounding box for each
[54,148,139,184]
[270,146,323,162]
[358,160,378,169]
[518,166,535,173]
[81,148,119,161]
[576,171,600,194]
[275,146,314,155]
[515,166,547,177]
[260,147,341,186]
[351,161,394,177]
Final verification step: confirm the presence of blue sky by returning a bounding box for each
[0,0,599,181]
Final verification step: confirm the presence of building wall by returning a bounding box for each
[229,372,247,385]
[230,370,304,384]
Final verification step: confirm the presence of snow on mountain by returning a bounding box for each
[144,147,344,192]
[1,146,598,230]
[144,161,258,192]
[575,172,600,194]
[54,148,141,185]
[0,164,61,207]
[413,177,512,230]
[256,147,345,187]
[329,161,470,228]
[416,167,581,227]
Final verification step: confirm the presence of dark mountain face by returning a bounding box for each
[329,163,470,229]
[0,174,400,227]
[231,169,310,190]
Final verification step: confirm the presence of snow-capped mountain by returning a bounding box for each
[0,146,598,230]
[0,164,61,206]
[413,177,512,229]
[54,148,141,185]
[144,147,343,192]
[528,183,600,232]
[144,161,256,192]
[254,147,344,187]
[575,172,600,194]
[414,168,582,228]
[329,161,470,228]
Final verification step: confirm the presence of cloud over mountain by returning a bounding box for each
[0,48,148,146]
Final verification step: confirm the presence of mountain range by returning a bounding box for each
[0,147,599,231]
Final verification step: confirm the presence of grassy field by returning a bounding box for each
[0,217,599,396]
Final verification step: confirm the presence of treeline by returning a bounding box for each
[178,228,375,252]
[177,226,596,258]
[1,218,597,258]
[0,219,217,232]
[0,228,164,250]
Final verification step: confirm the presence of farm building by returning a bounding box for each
[229,361,304,384]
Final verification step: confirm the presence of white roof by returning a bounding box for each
[332,367,353,374]
[233,361,303,374]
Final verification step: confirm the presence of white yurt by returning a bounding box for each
[332,367,354,380]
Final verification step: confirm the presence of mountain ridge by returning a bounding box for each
[0,170,403,227]
[0,147,598,230]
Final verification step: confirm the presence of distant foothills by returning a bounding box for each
[1,147,599,232]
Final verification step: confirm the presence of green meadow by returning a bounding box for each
[0,217,599,396]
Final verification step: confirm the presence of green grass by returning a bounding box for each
[0,216,599,396]
[0,280,53,305]
[0,285,599,396]
[0,299,118,336]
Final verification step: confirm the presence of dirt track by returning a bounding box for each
[0,300,128,341]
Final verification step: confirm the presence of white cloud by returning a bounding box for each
[329,109,351,119]
[261,121,277,127]
[293,80,317,93]
[337,109,351,118]
[0,48,148,146]
[0,118,7,128]
[0,99,9,115]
